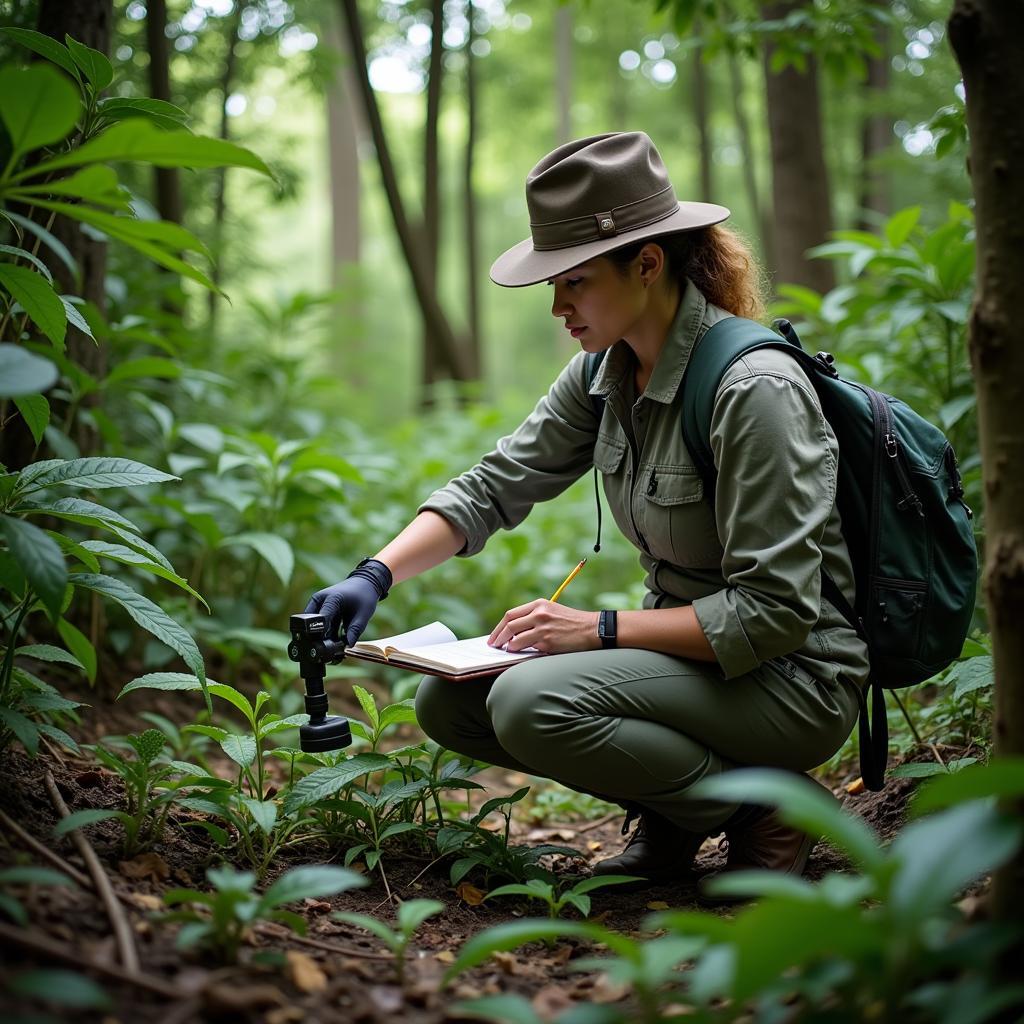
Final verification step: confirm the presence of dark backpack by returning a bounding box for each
[585,316,978,791]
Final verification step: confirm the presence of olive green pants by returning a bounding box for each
[415,649,862,834]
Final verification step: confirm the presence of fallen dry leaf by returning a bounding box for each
[587,840,602,851]
[490,950,521,975]
[202,982,285,1013]
[434,950,456,964]
[119,852,170,882]
[646,900,670,911]
[285,950,328,994]
[532,983,574,1019]
[127,892,162,911]
[592,972,631,1004]
[455,881,486,906]
[453,983,482,1000]
[303,898,332,915]
[846,777,866,795]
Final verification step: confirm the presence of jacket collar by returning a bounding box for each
[588,277,708,405]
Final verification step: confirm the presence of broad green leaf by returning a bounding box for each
[0,243,53,281]
[57,616,96,683]
[939,393,976,431]
[0,27,80,79]
[69,573,206,696]
[692,768,883,871]
[3,211,77,281]
[104,356,182,386]
[13,165,130,209]
[17,497,140,534]
[64,35,113,89]
[0,514,67,620]
[912,758,1024,816]
[218,531,293,586]
[61,297,94,340]
[182,724,228,742]
[475,786,531,823]
[444,919,598,981]
[885,205,921,248]
[0,865,75,887]
[118,671,221,699]
[332,911,399,948]
[949,656,994,701]
[352,685,380,729]
[379,820,421,841]
[260,865,367,909]
[13,393,50,443]
[283,753,393,813]
[77,540,207,609]
[378,699,418,731]
[241,797,278,835]
[36,722,81,753]
[569,874,645,895]
[0,63,80,161]
[53,808,121,836]
[16,119,273,181]
[0,265,67,348]
[97,96,189,131]
[15,643,85,670]
[486,882,550,901]
[220,733,257,768]
[449,995,544,1024]
[8,969,111,1010]
[0,706,40,754]
[17,456,177,495]
[396,898,445,935]
[208,682,256,723]
[0,345,59,398]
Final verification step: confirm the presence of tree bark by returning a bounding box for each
[325,14,362,273]
[555,3,573,144]
[420,0,445,401]
[692,36,713,202]
[462,0,481,379]
[207,1,246,328]
[761,0,834,294]
[948,0,1024,943]
[856,17,892,231]
[337,0,471,382]
[727,46,771,263]
[145,0,183,225]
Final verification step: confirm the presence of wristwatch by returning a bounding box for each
[598,610,618,649]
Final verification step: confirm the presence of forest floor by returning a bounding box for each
[0,677,957,1024]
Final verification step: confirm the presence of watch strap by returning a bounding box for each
[598,609,618,649]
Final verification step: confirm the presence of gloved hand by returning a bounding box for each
[304,557,393,646]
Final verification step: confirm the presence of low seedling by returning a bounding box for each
[0,866,77,926]
[161,863,367,962]
[485,874,642,920]
[334,898,445,985]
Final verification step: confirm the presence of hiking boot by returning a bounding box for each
[591,809,710,888]
[699,779,836,906]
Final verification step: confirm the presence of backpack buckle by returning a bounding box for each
[814,351,839,378]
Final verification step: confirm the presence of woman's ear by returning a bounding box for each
[637,243,666,289]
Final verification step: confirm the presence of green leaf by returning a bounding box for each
[949,656,994,701]
[16,119,273,181]
[0,345,59,398]
[0,242,54,281]
[0,265,67,348]
[15,643,85,670]
[19,496,140,533]
[333,911,399,948]
[378,699,418,731]
[379,820,421,842]
[64,35,113,89]
[0,27,80,79]
[444,920,598,981]
[8,969,111,1009]
[14,164,130,209]
[96,96,189,131]
[889,761,951,779]
[13,393,50,444]
[885,206,922,248]
[260,865,367,909]
[0,514,68,620]
[352,685,380,729]
[283,753,393,813]
[0,63,81,162]
[486,882,550,901]
[208,682,256,723]
[220,733,257,768]
[53,808,121,836]
[475,786,531,823]
[241,797,278,835]
[77,540,209,611]
[17,456,177,496]
[118,671,219,699]
[0,707,40,754]
[69,573,206,696]
[4,211,77,281]
[104,356,182,386]
[0,865,75,887]
[57,616,96,683]
[448,995,544,1024]
[396,898,445,935]
[36,722,81,753]
[217,531,293,586]
[568,874,645,895]
[911,758,1024,816]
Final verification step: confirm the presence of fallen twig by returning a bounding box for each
[0,921,178,999]
[256,922,393,960]
[569,811,619,835]
[43,770,140,973]
[0,808,91,888]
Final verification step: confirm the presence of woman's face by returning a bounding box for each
[548,254,647,352]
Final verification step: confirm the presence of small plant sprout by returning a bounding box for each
[334,899,445,985]
[161,864,367,962]
[485,874,642,920]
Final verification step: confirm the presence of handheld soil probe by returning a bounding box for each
[287,612,353,753]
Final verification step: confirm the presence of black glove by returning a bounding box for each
[304,557,393,646]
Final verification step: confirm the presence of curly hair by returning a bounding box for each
[604,224,768,322]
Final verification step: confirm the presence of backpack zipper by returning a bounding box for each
[869,390,924,517]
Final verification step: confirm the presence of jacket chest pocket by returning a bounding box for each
[641,466,723,569]
[592,435,641,548]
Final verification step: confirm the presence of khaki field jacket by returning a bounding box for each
[419,279,870,691]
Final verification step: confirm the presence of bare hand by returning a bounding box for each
[487,600,601,655]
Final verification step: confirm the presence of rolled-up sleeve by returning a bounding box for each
[417,353,599,556]
[690,366,837,678]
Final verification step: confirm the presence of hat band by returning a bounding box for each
[530,185,677,251]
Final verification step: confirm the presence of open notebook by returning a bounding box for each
[346,621,542,677]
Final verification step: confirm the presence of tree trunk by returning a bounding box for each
[462,0,481,379]
[727,46,771,262]
[420,0,445,403]
[692,36,713,202]
[34,0,114,459]
[555,3,573,144]
[761,0,834,294]
[948,0,1024,944]
[145,0,183,225]
[207,1,246,329]
[857,18,892,231]
[337,0,471,382]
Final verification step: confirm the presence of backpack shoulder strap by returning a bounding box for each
[585,349,607,420]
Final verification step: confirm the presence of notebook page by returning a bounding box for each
[349,621,457,657]
[400,634,540,672]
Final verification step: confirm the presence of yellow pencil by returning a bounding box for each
[550,558,587,603]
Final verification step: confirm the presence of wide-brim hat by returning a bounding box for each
[490,132,730,288]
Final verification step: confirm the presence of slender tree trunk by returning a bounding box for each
[948,0,1024,943]
[462,0,481,379]
[35,0,114,458]
[692,36,713,202]
[207,1,246,329]
[338,0,471,381]
[727,47,771,261]
[555,3,573,144]
[145,0,183,225]
[761,0,834,294]
[420,0,445,403]
[857,18,892,230]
